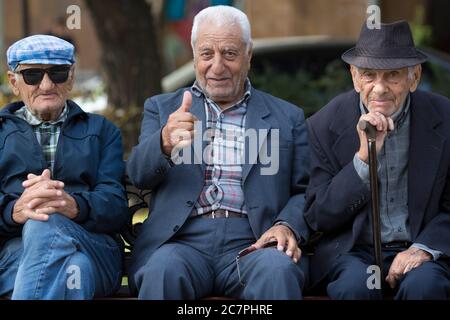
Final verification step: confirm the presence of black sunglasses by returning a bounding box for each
[16,65,71,85]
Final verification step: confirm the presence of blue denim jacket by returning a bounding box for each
[0,100,128,240]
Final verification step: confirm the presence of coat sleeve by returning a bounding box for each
[71,121,129,234]
[304,119,371,233]
[415,170,450,256]
[127,97,173,191]
[0,194,22,238]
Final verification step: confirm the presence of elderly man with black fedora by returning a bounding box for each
[304,20,450,299]
[0,35,128,299]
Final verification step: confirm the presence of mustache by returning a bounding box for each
[35,91,59,96]
[369,94,394,101]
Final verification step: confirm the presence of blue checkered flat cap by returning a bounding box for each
[7,34,75,70]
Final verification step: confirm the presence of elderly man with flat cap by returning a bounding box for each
[0,35,128,299]
[305,21,450,299]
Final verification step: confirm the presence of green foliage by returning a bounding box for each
[250,59,353,117]
[250,59,450,118]
[0,72,15,106]
[411,5,433,47]
[422,62,450,98]
[100,105,143,157]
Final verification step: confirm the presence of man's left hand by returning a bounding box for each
[253,225,301,263]
[385,247,432,288]
[29,189,79,220]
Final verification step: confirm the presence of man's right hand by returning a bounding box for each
[356,111,394,163]
[161,91,197,156]
[12,169,64,224]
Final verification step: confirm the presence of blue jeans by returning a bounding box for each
[0,214,122,299]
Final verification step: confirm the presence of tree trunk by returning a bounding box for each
[84,0,162,155]
[84,0,161,109]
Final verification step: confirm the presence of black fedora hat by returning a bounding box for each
[342,20,428,69]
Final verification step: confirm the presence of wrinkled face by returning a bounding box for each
[193,22,252,108]
[350,65,421,117]
[8,64,74,121]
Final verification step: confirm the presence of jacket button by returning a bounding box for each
[155,169,161,174]
[173,225,180,232]
[186,200,194,207]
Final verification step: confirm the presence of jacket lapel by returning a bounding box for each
[408,92,444,238]
[189,92,207,174]
[329,92,369,241]
[330,92,361,168]
[242,92,271,182]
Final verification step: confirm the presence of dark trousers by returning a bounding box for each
[326,245,450,299]
[132,216,308,299]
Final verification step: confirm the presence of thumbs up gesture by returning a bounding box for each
[178,90,192,113]
[162,91,198,156]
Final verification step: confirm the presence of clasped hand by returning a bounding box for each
[12,169,78,224]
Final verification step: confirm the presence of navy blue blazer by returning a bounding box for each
[127,87,310,276]
[304,89,450,286]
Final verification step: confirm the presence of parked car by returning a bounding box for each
[161,35,450,116]
[162,35,354,92]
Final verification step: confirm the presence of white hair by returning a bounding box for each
[407,66,415,80]
[191,5,252,54]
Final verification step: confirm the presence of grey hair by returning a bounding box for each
[407,66,415,80]
[191,5,252,54]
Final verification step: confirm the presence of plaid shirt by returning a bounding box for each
[15,105,68,173]
[191,80,252,216]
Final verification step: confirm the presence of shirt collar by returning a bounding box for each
[15,103,69,126]
[359,94,411,130]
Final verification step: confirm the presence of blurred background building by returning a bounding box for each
[1,0,449,153]
[1,0,449,75]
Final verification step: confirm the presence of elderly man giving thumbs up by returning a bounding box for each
[161,91,197,155]
[127,5,310,300]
